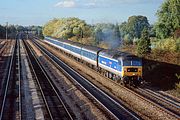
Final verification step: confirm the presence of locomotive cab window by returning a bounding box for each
[118,60,122,66]
[132,60,142,66]
[123,60,131,66]
[123,59,142,66]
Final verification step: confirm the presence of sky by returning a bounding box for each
[0,0,164,26]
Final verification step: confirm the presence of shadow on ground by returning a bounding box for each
[143,58,180,90]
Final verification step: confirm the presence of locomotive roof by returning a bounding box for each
[82,45,102,52]
[47,37,82,48]
[99,49,136,60]
[71,41,83,48]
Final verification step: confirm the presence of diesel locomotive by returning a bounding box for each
[44,37,143,86]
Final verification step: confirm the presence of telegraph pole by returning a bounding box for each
[6,22,8,40]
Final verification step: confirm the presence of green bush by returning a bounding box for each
[175,73,180,91]
[123,34,133,45]
[176,82,180,90]
[137,28,151,56]
[152,38,180,52]
[176,38,180,51]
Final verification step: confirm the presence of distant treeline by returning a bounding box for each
[42,16,150,49]
[0,25,43,39]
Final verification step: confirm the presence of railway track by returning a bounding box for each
[0,39,22,120]
[32,38,141,120]
[0,40,8,56]
[158,91,180,104]
[23,39,75,120]
[135,87,180,117]
[0,40,13,90]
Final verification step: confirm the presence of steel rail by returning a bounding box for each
[0,39,17,120]
[18,39,22,120]
[23,39,74,120]
[23,39,54,119]
[0,41,8,55]
[158,91,180,105]
[145,88,180,107]
[137,88,180,117]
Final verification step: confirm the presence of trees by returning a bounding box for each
[0,25,6,38]
[43,18,59,36]
[114,23,121,40]
[0,24,18,39]
[119,15,149,45]
[7,25,17,38]
[137,28,151,56]
[43,17,92,40]
[126,15,149,39]
[43,18,123,47]
[154,0,180,39]
[93,27,103,44]
[119,22,127,38]
[16,25,25,32]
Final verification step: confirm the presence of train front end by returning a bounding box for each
[121,56,143,86]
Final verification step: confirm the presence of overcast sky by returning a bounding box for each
[0,0,164,26]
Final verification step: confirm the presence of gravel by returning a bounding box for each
[20,40,45,120]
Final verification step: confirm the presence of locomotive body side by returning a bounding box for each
[98,55,122,76]
[81,45,102,66]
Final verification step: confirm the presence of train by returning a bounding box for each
[44,36,143,86]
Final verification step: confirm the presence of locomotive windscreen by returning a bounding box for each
[123,59,142,66]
